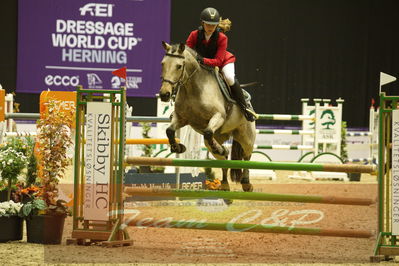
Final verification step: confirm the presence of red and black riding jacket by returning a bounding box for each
[186,27,235,68]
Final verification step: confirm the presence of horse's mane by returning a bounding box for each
[169,44,215,72]
[168,43,197,59]
[184,46,197,58]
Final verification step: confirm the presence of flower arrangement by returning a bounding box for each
[205,179,221,190]
[1,137,29,154]
[13,184,41,203]
[0,200,23,217]
[0,136,37,187]
[20,197,47,217]
[0,147,28,200]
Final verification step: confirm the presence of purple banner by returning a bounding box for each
[17,0,170,97]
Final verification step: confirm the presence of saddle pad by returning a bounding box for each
[199,64,254,108]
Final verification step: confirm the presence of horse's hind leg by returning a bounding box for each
[206,146,231,204]
[205,134,230,191]
[241,169,253,192]
[233,126,256,192]
[232,140,253,192]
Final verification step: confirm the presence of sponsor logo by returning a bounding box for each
[320,109,336,129]
[127,76,142,89]
[87,73,103,89]
[111,76,142,89]
[44,75,79,86]
[79,3,114,17]
[111,76,121,89]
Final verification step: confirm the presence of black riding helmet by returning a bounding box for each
[200,7,220,25]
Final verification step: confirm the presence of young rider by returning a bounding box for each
[186,7,258,122]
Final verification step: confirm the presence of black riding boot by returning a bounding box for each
[230,79,258,122]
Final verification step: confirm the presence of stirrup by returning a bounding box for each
[245,108,259,120]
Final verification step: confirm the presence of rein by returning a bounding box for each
[161,52,199,100]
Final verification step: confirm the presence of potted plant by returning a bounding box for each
[0,200,24,242]
[0,145,28,201]
[21,190,68,244]
[25,136,38,187]
[24,99,74,244]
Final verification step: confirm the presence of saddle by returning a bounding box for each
[199,64,254,110]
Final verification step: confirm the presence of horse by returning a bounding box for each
[159,41,256,192]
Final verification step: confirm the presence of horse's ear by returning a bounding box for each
[162,41,171,51]
[178,43,185,54]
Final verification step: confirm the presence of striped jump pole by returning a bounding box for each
[346,131,373,137]
[124,156,376,173]
[256,129,314,135]
[3,131,37,137]
[125,138,179,145]
[257,114,314,121]
[201,144,314,151]
[125,218,373,238]
[254,144,314,150]
[3,113,173,123]
[346,158,374,163]
[124,187,375,206]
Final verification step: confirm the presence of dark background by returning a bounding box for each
[1,0,399,128]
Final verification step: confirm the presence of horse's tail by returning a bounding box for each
[230,139,243,183]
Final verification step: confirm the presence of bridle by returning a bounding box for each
[161,52,198,100]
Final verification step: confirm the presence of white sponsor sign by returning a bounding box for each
[392,110,399,235]
[84,102,112,221]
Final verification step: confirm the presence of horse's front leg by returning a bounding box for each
[203,113,228,157]
[166,112,187,154]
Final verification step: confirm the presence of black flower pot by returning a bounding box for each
[0,190,9,202]
[0,216,23,242]
[26,215,66,244]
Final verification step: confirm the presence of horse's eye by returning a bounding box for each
[176,64,182,70]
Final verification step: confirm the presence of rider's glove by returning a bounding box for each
[196,55,204,64]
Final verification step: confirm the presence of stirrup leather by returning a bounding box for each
[245,108,259,120]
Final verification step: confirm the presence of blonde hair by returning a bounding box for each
[218,18,232,33]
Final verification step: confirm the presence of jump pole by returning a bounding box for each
[124,156,376,173]
[124,187,375,206]
[125,219,373,238]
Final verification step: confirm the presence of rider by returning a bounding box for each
[186,7,258,122]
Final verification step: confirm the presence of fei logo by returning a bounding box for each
[79,3,114,17]
[87,73,103,89]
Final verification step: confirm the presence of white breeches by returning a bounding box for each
[221,63,235,86]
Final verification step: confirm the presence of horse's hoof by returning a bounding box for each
[220,183,230,191]
[221,146,229,157]
[171,143,186,153]
[242,183,253,192]
[223,199,233,205]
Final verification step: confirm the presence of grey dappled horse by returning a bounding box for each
[159,42,256,192]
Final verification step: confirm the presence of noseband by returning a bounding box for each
[161,52,198,99]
